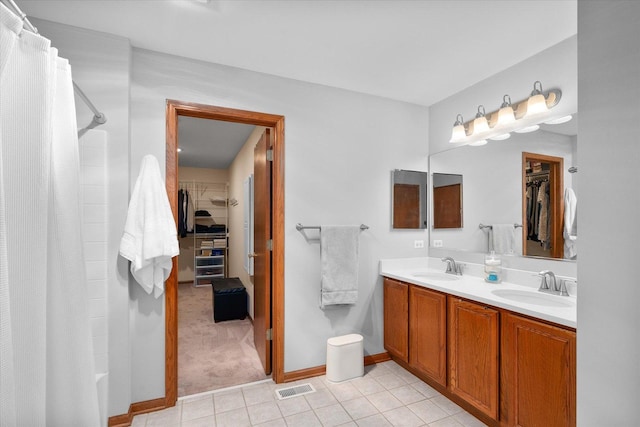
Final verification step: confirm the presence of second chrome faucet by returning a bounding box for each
[538,270,570,296]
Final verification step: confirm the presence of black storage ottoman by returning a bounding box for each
[211,278,247,323]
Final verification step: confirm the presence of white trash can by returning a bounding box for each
[326,334,364,383]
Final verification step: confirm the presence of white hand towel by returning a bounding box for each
[119,155,179,298]
[563,188,577,259]
[490,224,515,255]
[320,226,360,308]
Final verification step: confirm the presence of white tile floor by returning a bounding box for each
[131,360,487,427]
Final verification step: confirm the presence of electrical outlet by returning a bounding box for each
[433,240,443,247]
[414,240,425,249]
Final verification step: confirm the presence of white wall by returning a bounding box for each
[228,126,266,319]
[578,2,640,424]
[130,47,429,399]
[31,19,132,417]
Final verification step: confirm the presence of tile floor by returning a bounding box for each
[131,360,487,427]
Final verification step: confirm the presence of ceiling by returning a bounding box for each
[19,0,577,169]
[177,117,255,169]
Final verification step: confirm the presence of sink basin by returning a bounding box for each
[491,289,575,307]
[411,271,460,281]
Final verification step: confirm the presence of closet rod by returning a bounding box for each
[2,0,107,131]
[296,223,369,231]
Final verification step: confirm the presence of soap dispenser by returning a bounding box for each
[484,251,502,283]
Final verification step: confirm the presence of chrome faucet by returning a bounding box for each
[442,257,463,275]
[538,270,570,296]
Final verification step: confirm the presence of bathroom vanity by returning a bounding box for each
[381,259,576,427]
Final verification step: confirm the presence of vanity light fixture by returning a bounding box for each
[448,81,565,146]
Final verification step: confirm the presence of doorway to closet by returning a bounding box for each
[165,101,285,406]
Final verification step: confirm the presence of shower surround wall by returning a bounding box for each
[79,129,108,424]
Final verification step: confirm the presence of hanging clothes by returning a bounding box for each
[178,188,186,237]
[0,3,100,424]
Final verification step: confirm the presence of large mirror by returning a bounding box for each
[429,115,577,261]
[392,169,428,229]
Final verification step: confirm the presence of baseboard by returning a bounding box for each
[108,397,166,427]
[282,351,390,383]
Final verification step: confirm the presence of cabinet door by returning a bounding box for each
[383,278,409,362]
[448,297,499,419]
[501,313,576,427]
[409,285,446,386]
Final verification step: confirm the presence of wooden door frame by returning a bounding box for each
[521,152,564,259]
[165,100,285,407]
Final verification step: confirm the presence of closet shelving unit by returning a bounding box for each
[181,181,229,287]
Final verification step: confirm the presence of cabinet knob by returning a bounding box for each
[248,253,258,258]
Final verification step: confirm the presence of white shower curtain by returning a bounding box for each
[0,3,100,426]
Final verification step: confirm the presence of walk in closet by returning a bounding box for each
[524,160,552,258]
[178,181,228,286]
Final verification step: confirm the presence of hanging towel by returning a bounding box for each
[320,226,360,308]
[490,224,515,255]
[564,188,577,259]
[119,155,179,298]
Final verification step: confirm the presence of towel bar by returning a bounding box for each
[296,223,369,231]
[479,223,522,230]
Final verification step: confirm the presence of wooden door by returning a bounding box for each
[383,278,409,362]
[448,297,499,419]
[409,286,446,386]
[393,183,421,228]
[254,129,272,374]
[501,313,576,427]
[522,152,564,259]
[433,184,462,228]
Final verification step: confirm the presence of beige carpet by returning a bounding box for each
[178,282,270,397]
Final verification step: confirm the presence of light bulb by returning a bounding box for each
[495,95,515,127]
[449,124,467,143]
[449,114,467,143]
[472,106,489,135]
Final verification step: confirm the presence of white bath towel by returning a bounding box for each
[490,224,515,255]
[320,226,360,308]
[119,155,179,298]
[564,188,577,259]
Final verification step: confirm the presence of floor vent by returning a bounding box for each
[275,383,316,400]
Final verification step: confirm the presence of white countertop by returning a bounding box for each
[380,258,576,329]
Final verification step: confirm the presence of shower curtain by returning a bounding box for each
[0,3,100,426]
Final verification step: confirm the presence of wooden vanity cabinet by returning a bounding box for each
[383,278,409,362]
[501,312,576,427]
[448,297,500,420]
[409,286,447,386]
